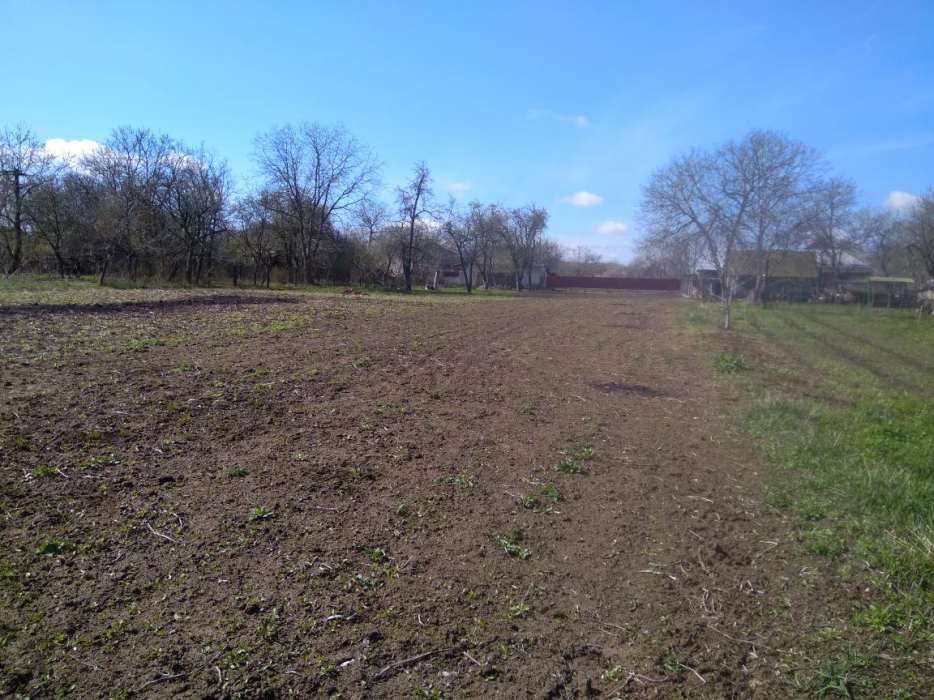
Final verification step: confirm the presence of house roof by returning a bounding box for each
[815,250,873,272]
[865,276,914,284]
[731,250,818,278]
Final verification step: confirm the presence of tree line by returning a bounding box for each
[0,122,553,291]
[638,129,934,327]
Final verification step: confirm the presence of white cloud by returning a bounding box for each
[562,191,603,207]
[43,138,101,163]
[446,181,472,197]
[885,191,920,212]
[596,220,628,236]
[528,109,590,128]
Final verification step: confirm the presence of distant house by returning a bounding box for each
[816,251,874,288]
[844,276,916,307]
[734,250,819,301]
[436,260,548,289]
[684,250,819,301]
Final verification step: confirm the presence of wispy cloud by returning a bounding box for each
[44,137,101,163]
[528,109,590,128]
[562,191,603,207]
[829,135,934,159]
[596,220,627,236]
[446,181,472,197]
[885,190,920,212]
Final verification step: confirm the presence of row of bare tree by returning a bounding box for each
[0,122,553,291]
[639,130,934,327]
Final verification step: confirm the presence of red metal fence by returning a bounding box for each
[547,275,680,291]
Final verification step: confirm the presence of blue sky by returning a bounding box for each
[3,1,933,261]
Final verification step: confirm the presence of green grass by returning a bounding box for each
[686,299,934,692]
[712,351,747,374]
[0,273,521,309]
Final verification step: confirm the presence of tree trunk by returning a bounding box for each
[723,282,733,330]
[185,243,195,284]
[8,172,24,273]
[53,248,66,279]
[403,262,413,293]
[99,255,110,286]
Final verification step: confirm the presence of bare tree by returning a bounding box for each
[29,172,93,278]
[564,245,607,276]
[635,228,702,278]
[81,127,177,283]
[904,190,934,279]
[396,162,433,292]
[235,192,280,287]
[439,200,483,292]
[641,143,755,329]
[501,205,548,289]
[807,178,857,289]
[356,197,387,247]
[254,122,379,283]
[852,206,905,277]
[0,124,56,273]
[475,204,506,289]
[539,237,563,273]
[741,131,822,304]
[164,147,230,283]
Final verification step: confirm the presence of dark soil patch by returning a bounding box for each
[0,291,854,698]
[0,292,301,317]
[589,380,665,397]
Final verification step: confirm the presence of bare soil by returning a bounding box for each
[1,290,843,698]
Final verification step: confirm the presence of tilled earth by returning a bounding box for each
[1,290,844,698]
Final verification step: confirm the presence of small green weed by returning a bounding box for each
[712,351,747,374]
[805,650,871,698]
[36,539,74,556]
[248,505,274,521]
[410,683,446,699]
[436,472,477,489]
[125,337,166,353]
[803,527,847,557]
[365,547,389,565]
[555,444,593,474]
[315,656,337,678]
[78,453,120,470]
[657,649,686,681]
[258,608,279,641]
[600,665,628,683]
[495,529,531,559]
[508,601,530,618]
[852,603,905,634]
[540,483,562,502]
[32,464,58,478]
[223,648,248,669]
